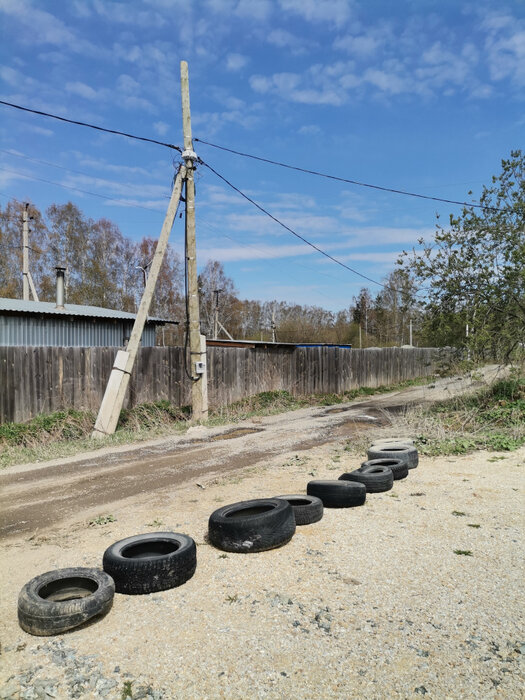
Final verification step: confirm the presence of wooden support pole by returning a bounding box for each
[91,166,186,438]
[181,60,208,421]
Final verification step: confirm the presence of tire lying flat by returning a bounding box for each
[339,465,394,493]
[307,480,366,508]
[18,567,115,636]
[274,494,323,525]
[370,438,414,447]
[361,457,408,481]
[103,532,197,595]
[367,444,418,469]
[208,498,296,553]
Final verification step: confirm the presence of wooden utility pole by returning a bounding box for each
[92,166,186,437]
[92,60,207,437]
[181,60,208,421]
[22,204,29,301]
[22,203,39,302]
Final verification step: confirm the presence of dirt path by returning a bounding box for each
[0,366,504,540]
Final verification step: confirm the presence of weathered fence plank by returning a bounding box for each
[0,345,443,423]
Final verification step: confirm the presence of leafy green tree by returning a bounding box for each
[400,150,524,360]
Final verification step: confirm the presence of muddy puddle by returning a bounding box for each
[210,427,264,441]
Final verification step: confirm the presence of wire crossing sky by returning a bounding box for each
[0,0,523,311]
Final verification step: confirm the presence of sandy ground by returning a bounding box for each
[1,366,523,699]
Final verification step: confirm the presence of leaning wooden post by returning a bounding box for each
[91,165,186,438]
[181,60,208,421]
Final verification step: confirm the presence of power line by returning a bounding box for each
[0,100,182,153]
[0,166,169,213]
[199,157,427,296]
[195,137,509,214]
[0,148,150,184]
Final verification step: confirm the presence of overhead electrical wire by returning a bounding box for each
[0,99,511,214]
[198,157,428,296]
[195,137,508,214]
[0,100,182,153]
[0,166,169,214]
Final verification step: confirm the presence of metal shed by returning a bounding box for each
[0,298,167,347]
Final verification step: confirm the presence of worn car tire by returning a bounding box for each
[18,567,115,636]
[367,444,418,469]
[306,480,366,508]
[339,465,394,493]
[208,498,296,553]
[361,457,408,481]
[370,438,414,447]
[103,532,197,595]
[274,494,323,525]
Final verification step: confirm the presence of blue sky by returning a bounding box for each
[0,0,523,311]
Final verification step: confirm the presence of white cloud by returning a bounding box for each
[65,81,101,100]
[92,0,167,27]
[234,0,272,21]
[342,226,435,247]
[23,124,54,137]
[63,174,169,200]
[250,71,346,105]
[0,0,107,58]
[298,124,321,135]
[116,74,141,94]
[153,121,170,137]
[226,53,248,71]
[267,28,309,54]
[198,242,314,262]
[279,0,352,27]
[333,33,381,57]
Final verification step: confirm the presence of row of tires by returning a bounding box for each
[18,440,417,636]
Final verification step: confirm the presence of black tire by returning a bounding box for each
[18,567,114,636]
[367,444,419,469]
[339,465,394,493]
[274,494,323,525]
[208,498,296,553]
[102,532,197,595]
[370,438,414,447]
[361,457,408,481]
[306,480,366,508]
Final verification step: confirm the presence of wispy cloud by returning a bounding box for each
[226,53,249,71]
[279,0,352,27]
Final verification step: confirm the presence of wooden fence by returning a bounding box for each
[0,345,444,424]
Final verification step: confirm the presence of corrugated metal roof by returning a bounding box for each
[0,297,170,323]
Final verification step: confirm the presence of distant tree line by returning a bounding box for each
[2,148,522,361]
[0,198,422,348]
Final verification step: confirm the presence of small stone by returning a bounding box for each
[414,686,428,695]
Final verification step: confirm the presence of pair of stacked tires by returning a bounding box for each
[208,494,323,553]
[18,532,197,636]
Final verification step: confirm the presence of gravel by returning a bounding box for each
[1,434,523,699]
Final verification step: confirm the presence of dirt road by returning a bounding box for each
[0,368,502,540]
[1,365,523,700]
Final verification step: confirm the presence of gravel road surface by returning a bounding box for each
[1,366,523,699]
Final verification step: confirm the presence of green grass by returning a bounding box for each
[404,375,525,457]
[0,374,434,469]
